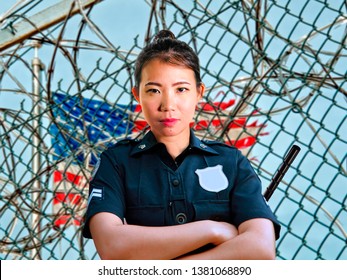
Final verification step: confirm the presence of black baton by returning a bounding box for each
[263,145,301,201]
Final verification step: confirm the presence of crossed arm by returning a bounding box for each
[89,212,276,260]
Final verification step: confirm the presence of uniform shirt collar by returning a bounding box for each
[130,130,219,156]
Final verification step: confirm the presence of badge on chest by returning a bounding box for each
[195,164,229,192]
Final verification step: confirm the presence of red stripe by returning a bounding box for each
[133,120,148,132]
[134,104,142,112]
[226,136,256,149]
[53,192,81,205]
[53,170,82,185]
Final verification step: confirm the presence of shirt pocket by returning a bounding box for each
[193,200,231,222]
[126,205,166,226]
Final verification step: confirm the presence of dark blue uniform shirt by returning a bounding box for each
[83,130,280,239]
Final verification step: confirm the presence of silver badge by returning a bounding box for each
[195,164,229,192]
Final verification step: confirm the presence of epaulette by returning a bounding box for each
[107,137,137,149]
[202,139,237,150]
[118,137,140,144]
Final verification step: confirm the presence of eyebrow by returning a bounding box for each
[144,81,191,87]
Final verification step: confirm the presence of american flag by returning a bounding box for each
[50,92,143,227]
[50,92,267,227]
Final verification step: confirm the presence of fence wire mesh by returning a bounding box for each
[0,0,346,260]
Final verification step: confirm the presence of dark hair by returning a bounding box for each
[134,30,202,87]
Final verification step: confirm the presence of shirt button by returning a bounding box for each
[172,179,180,186]
[176,213,187,224]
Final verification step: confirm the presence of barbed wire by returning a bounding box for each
[0,0,346,259]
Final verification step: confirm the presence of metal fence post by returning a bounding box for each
[31,42,44,259]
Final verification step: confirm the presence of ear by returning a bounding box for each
[131,86,140,103]
[197,82,205,100]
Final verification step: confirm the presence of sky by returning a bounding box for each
[0,0,346,260]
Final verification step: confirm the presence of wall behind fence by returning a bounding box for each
[0,0,346,260]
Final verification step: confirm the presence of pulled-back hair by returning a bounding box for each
[134,30,202,87]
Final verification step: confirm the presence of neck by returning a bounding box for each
[164,140,189,159]
[154,130,190,159]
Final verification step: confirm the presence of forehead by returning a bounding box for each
[140,59,195,84]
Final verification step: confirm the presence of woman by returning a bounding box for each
[82,30,280,259]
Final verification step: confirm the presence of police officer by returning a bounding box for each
[83,30,280,260]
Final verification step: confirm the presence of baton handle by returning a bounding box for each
[263,145,301,201]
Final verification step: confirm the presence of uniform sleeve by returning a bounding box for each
[230,150,281,239]
[82,150,126,239]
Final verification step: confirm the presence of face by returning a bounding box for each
[132,59,204,143]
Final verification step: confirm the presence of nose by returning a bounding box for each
[160,92,176,112]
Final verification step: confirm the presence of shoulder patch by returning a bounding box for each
[87,187,104,205]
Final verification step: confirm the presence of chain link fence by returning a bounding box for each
[0,0,346,260]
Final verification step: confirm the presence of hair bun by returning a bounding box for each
[153,30,176,42]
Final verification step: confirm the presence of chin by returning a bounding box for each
[152,127,179,137]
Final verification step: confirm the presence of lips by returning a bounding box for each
[160,118,178,126]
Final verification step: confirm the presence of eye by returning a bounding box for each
[146,88,160,94]
[177,87,188,93]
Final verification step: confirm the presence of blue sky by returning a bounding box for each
[0,0,346,260]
